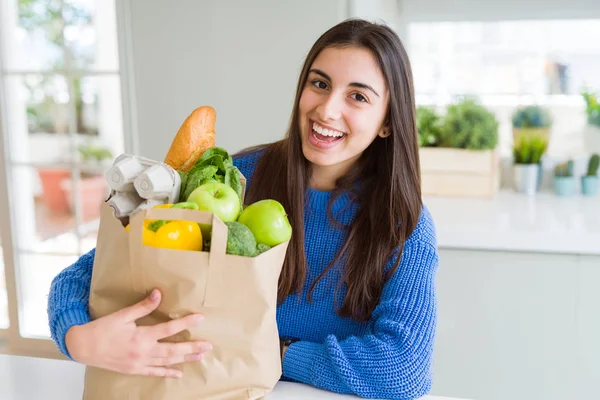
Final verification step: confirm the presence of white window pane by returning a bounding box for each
[408,19,600,97]
[4,73,124,165]
[2,0,119,71]
[18,253,79,339]
[78,75,125,157]
[0,236,8,329]
[3,74,73,165]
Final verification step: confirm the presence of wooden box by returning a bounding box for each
[419,147,501,198]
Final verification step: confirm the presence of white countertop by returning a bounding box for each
[424,190,600,255]
[0,354,469,400]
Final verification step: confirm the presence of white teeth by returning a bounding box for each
[312,122,344,137]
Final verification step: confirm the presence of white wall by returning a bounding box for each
[123,0,348,161]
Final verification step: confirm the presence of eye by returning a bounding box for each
[351,92,368,103]
[311,79,329,90]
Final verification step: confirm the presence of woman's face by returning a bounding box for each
[298,46,390,177]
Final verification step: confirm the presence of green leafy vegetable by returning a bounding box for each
[177,146,243,204]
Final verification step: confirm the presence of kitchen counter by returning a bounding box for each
[0,354,470,400]
[424,189,600,255]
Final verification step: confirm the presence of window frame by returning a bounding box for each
[0,0,138,359]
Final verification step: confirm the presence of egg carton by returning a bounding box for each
[104,154,181,219]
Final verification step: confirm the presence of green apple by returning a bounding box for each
[237,199,292,247]
[187,182,241,239]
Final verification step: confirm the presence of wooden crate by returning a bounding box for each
[419,147,501,198]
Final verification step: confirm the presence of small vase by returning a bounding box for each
[581,176,599,196]
[513,164,540,195]
[554,176,576,197]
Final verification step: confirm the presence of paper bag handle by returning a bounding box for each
[129,207,228,256]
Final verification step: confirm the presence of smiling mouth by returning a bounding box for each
[310,120,347,144]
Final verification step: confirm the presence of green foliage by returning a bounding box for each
[513,134,548,164]
[512,105,552,128]
[554,160,575,177]
[416,106,442,147]
[582,91,600,127]
[179,147,243,204]
[78,144,113,161]
[587,153,599,176]
[436,98,499,150]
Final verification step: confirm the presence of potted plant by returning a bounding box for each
[512,134,548,195]
[60,142,113,221]
[581,153,599,196]
[582,91,600,153]
[553,159,576,197]
[419,98,500,198]
[417,106,442,148]
[511,105,552,144]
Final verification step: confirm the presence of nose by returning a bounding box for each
[316,93,343,121]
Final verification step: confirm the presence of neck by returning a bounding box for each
[309,159,356,191]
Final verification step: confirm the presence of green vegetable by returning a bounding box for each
[225,221,258,257]
[177,147,243,204]
[256,243,271,255]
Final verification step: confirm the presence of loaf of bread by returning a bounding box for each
[164,106,216,172]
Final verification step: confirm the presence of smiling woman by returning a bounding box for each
[45,17,438,400]
[299,47,390,188]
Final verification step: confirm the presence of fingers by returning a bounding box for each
[149,352,205,367]
[118,289,162,322]
[151,341,212,358]
[139,366,183,379]
[148,313,204,340]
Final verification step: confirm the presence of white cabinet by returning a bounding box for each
[431,249,599,400]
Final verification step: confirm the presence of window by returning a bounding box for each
[0,0,124,352]
[0,231,7,330]
[407,19,600,158]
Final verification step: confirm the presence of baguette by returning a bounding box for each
[164,106,216,172]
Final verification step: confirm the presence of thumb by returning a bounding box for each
[120,289,161,322]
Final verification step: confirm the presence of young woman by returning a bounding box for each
[47,18,438,399]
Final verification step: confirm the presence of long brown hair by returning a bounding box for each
[237,19,422,322]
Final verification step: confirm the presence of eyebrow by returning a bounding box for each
[309,68,380,98]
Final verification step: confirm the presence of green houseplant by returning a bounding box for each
[582,91,600,127]
[436,98,499,150]
[512,134,548,195]
[511,105,552,145]
[581,153,599,196]
[416,106,442,147]
[418,98,501,198]
[582,91,600,153]
[553,159,576,197]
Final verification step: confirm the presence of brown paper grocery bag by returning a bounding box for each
[83,200,288,399]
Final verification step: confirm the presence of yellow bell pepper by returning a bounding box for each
[134,202,203,251]
[125,203,173,232]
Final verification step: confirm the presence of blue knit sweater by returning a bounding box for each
[47,148,438,400]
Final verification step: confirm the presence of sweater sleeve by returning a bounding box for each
[47,248,96,359]
[282,239,438,400]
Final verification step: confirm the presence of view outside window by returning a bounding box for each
[0,0,123,339]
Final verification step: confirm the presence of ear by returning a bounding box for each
[378,124,391,138]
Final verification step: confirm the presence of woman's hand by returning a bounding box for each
[65,289,210,378]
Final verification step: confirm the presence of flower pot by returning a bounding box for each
[60,175,110,221]
[553,176,576,197]
[37,167,72,213]
[513,164,540,195]
[581,175,599,196]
